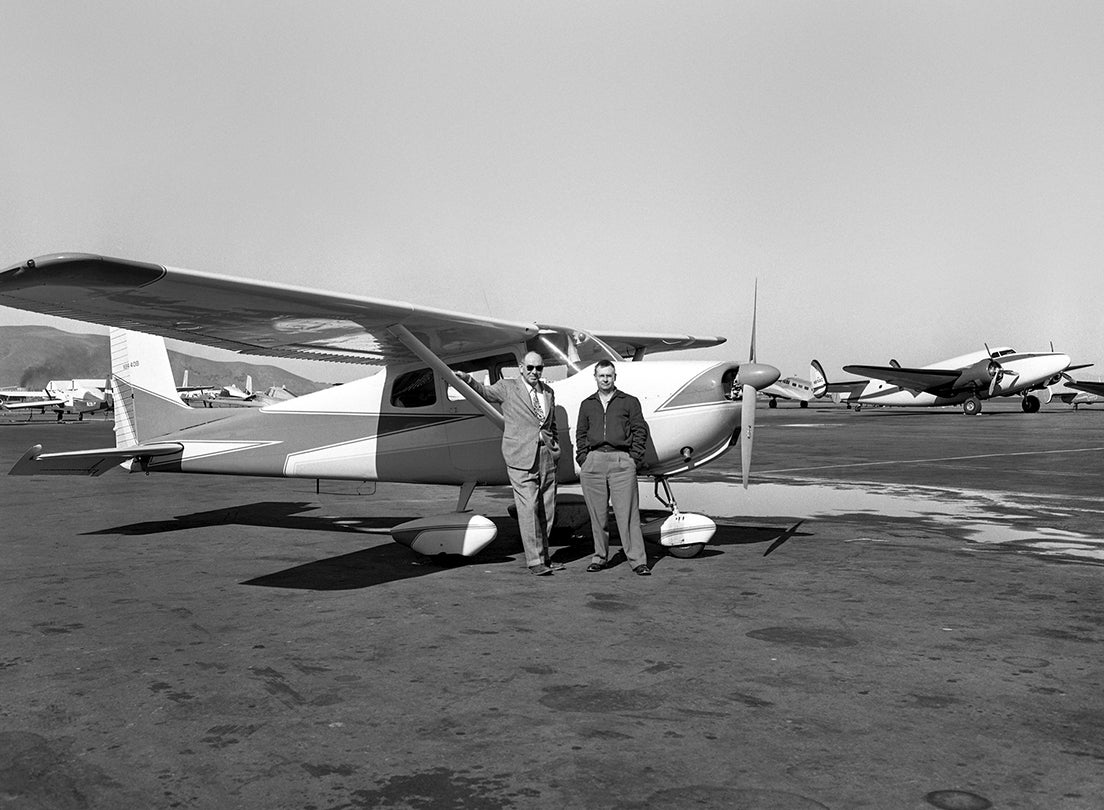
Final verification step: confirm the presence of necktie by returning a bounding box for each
[531,388,544,421]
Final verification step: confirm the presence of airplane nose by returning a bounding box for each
[738,362,781,391]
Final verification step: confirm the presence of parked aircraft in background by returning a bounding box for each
[1051,375,1104,409]
[0,379,111,421]
[176,370,297,408]
[0,253,780,561]
[761,374,815,408]
[810,347,1087,415]
[176,369,218,401]
[189,380,298,409]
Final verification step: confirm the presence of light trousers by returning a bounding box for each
[507,444,558,567]
[579,450,647,568]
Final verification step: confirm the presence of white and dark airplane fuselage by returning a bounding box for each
[118,359,743,485]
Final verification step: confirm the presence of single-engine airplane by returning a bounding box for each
[810,347,1086,416]
[0,253,780,559]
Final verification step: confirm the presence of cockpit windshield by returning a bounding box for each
[528,327,622,377]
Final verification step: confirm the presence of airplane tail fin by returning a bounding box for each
[110,329,222,446]
[810,360,829,399]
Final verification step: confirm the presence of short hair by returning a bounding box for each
[594,359,616,373]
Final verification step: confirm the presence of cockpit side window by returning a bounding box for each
[391,368,437,408]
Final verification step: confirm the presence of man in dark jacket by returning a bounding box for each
[575,360,651,575]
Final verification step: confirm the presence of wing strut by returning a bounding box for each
[387,324,506,431]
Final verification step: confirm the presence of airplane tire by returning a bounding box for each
[963,397,982,416]
[1022,395,1040,413]
[768,398,777,408]
[667,543,705,559]
[799,400,808,408]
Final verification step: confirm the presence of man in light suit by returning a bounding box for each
[455,351,562,575]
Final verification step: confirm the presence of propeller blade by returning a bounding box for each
[741,383,756,488]
[988,372,999,397]
[748,279,758,363]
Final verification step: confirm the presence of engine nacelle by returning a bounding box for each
[954,358,999,391]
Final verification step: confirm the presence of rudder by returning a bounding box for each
[110,329,213,445]
[810,359,829,399]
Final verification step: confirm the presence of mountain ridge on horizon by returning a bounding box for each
[0,325,327,393]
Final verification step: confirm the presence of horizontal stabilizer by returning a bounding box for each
[9,442,183,476]
[593,331,726,359]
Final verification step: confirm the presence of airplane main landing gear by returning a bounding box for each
[963,397,982,416]
[1021,394,1041,413]
[641,477,716,558]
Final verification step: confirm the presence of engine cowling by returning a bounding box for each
[954,359,999,392]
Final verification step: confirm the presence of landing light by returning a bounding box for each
[680,446,694,461]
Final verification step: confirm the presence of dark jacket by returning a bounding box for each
[575,389,648,467]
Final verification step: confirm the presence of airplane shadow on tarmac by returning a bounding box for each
[82,500,522,590]
[82,502,811,589]
[704,517,811,557]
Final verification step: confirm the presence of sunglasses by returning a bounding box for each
[525,364,544,371]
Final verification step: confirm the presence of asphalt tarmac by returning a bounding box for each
[2,401,1102,809]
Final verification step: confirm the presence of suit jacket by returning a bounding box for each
[468,376,559,470]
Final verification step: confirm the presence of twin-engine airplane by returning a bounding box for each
[760,374,815,408]
[810,346,1085,416]
[1051,376,1104,409]
[0,378,111,421]
[0,253,780,560]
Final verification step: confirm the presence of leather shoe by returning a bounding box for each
[529,564,553,576]
[547,561,566,571]
[586,562,605,573]
[633,564,651,576]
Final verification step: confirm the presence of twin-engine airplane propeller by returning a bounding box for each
[810,345,1087,416]
[0,253,780,560]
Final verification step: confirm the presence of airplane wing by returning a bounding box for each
[9,442,184,476]
[590,331,726,359]
[1065,379,1104,397]
[1,398,65,410]
[843,365,961,394]
[1,254,730,368]
[0,254,542,365]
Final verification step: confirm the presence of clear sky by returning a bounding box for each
[2,1,1102,381]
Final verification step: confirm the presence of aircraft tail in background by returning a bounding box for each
[810,360,829,399]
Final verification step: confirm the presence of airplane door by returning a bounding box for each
[444,366,509,477]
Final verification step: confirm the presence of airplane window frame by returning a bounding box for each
[445,353,517,401]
